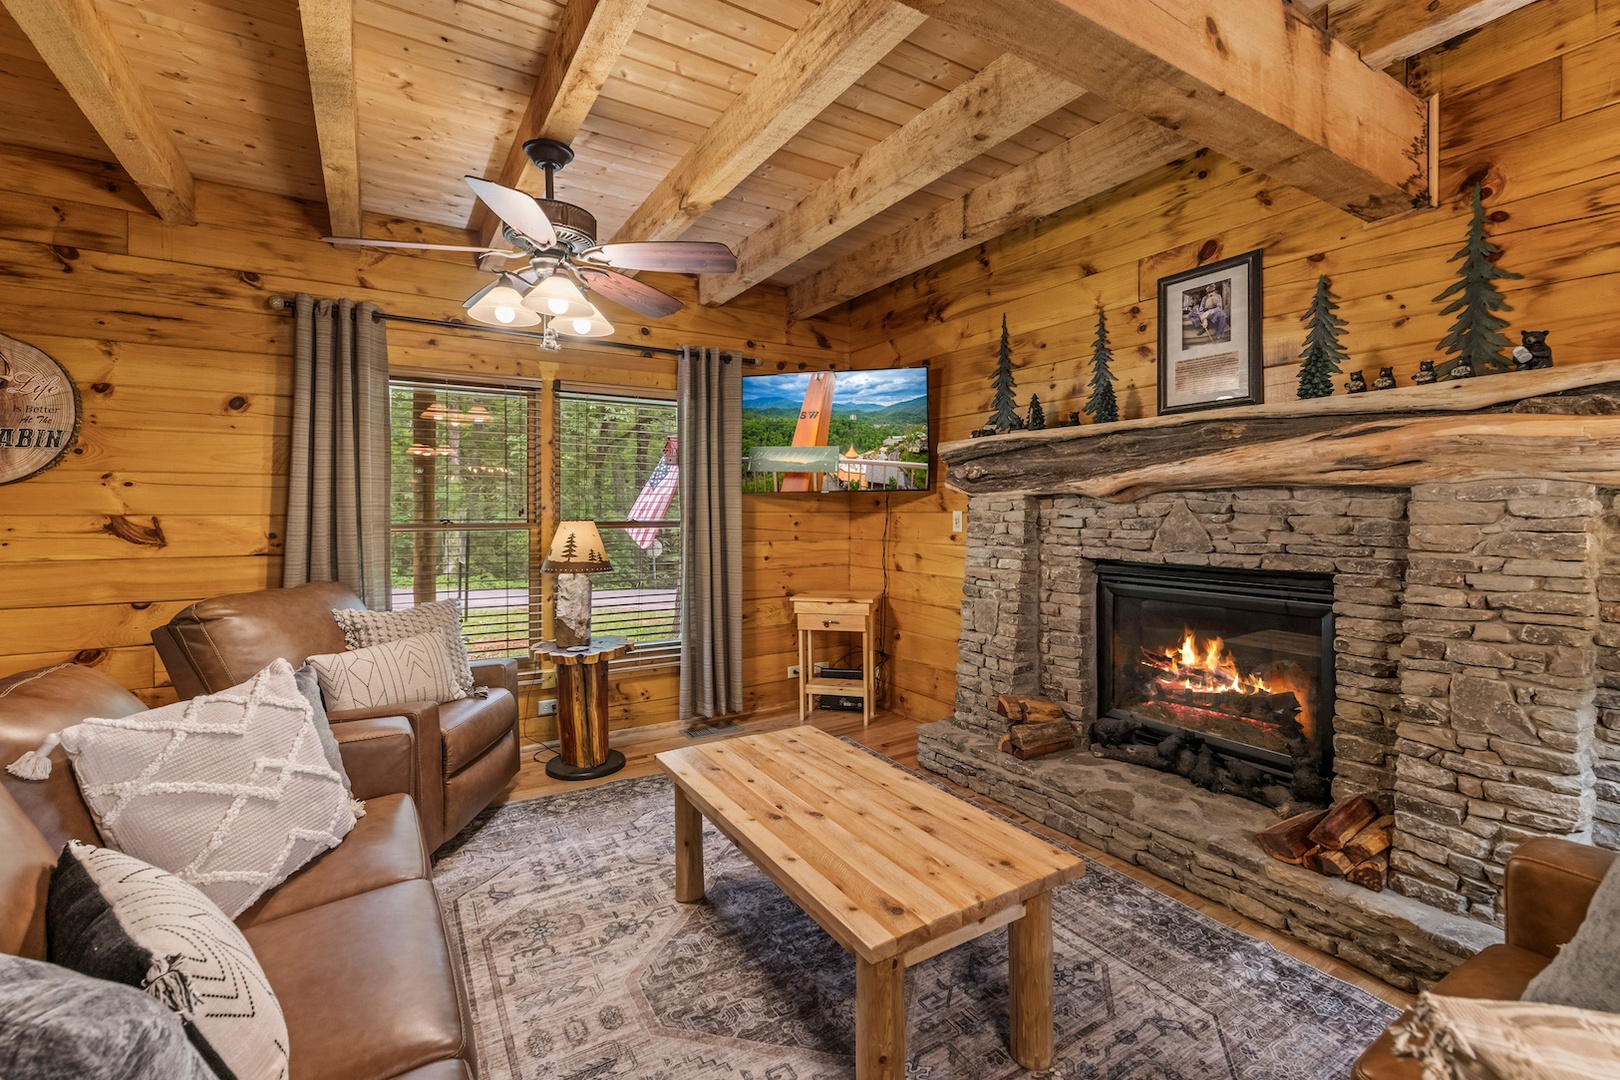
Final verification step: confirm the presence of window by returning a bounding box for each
[388,377,681,673]
[389,380,535,660]
[557,389,681,661]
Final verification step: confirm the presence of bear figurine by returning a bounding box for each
[1513,330,1554,370]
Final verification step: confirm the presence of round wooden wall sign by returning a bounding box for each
[0,332,80,485]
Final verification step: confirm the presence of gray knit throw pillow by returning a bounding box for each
[1524,857,1620,1013]
[332,599,474,696]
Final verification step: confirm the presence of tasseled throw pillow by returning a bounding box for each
[6,658,358,918]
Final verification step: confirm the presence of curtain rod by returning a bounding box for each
[266,295,762,365]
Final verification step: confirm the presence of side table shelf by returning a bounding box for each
[792,593,880,725]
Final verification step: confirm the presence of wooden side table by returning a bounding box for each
[533,637,632,781]
[792,593,880,725]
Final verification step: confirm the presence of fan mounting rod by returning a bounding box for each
[522,138,575,201]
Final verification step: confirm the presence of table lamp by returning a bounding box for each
[543,521,612,649]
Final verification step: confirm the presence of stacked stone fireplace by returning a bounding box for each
[925,366,1620,989]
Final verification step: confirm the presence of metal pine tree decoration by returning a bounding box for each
[1027,394,1045,430]
[1296,274,1348,399]
[988,314,1021,432]
[1085,304,1119,423]
[1435,183,1522,377]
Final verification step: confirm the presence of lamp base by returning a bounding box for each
[545,748,625,781]
[554,573,593,649]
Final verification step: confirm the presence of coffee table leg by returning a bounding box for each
[1008,890,1054,1069]
[674,786,705,903]
[855,956,905,1080]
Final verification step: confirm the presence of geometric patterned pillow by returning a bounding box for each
[331,599,473,696]
[47,841,289,1080]
[6,658,357,919]
[305,632,465,713]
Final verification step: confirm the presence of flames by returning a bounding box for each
[1145,630,1271,696]
[1139,628,1315,740]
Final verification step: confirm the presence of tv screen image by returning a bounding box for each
[741,367,929,493]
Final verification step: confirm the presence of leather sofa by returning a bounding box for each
[1353,837,1617,1079]
[151,582,520,851]
[0,663,478,1080]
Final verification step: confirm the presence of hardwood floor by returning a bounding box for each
[496,706,1415,1012]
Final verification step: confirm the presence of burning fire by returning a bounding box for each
[1147,630,1272,696]
[1139,629,1315,740]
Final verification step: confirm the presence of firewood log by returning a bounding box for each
[1307,795,1380,851]
[1257,809,1330,864]
[1341,815,1395,864]
[1347,853,1390,892]
[1305,848,1358,877]
[997,734,1014,753]
[1020,698,1067,724]
[995,695,1028,723]
[1007,721,1075,753]
[1009,741,1073,761]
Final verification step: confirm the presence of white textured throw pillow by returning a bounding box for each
[6,658,357,918]
[49,842,290,1080]
[332,599,474,696]
[307,631,465,712]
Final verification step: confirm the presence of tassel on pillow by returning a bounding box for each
[6,732,61,780]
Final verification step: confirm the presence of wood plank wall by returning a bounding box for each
[0,143,847,733]
[843,0,1620,724]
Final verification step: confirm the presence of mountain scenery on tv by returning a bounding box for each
[742,367,929,493]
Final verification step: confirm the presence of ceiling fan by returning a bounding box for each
[322,139,737,341]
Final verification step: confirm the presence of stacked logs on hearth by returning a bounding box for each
[993,695,1077,760]
[1257,794,1394,892]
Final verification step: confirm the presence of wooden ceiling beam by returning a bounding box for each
[610,0,928,246]
[1,0,195,224]
[1321,0,1541,68]
[470,0,649,246]
[893,0,1432,221]
[787,114,1195,318]
[298,0,362,237]
[699,55,1082,307]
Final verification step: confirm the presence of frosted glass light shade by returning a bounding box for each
[521,274,595,319]
[468,284,541,327]
[556,311,615,338]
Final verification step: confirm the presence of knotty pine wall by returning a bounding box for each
[0,144,848,734]
[845,0,1620,724]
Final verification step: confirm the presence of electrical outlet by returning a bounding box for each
[952,510,964,533]
[538,698,559,716]
[787,665,801,679]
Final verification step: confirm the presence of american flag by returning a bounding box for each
[628,436,679,550]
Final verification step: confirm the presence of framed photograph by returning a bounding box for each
[1156,249,1264,415]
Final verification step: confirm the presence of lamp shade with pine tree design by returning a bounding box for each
[542,521,613,573]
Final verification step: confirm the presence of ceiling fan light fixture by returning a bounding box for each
[468,283,541,327]
[557,310,615,338]
[521,273,594,319]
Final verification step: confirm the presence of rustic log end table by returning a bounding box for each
[656,726,1084,1078]
[533,636,631,781]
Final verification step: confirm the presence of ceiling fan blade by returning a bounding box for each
[464,176,557,247]
[587,241,738,274]
[323,236,519,256]
[576,267,684,319]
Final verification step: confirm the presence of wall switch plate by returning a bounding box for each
[787,665,801,679]
[952,510,964,533]
[538,698,559,716]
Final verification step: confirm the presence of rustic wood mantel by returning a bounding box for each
[941,361,1620,501]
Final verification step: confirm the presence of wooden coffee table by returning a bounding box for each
[656,727,1084,1079]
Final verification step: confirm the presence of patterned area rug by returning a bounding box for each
[433,772,1399,1079]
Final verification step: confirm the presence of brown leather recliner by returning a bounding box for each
[0,663,477,1080]
[1353,837,1618,1079]
[151,581,520,851]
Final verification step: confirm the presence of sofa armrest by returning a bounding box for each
[327,700,446,850]
[470,657,519,696]
[329,715,415,801]
[1506,838,1618,958]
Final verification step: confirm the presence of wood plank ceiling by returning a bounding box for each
[0,0,1536,316]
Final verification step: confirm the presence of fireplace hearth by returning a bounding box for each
[1094,562,1334,809]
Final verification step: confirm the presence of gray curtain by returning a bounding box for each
[678,346,744,720]
[283,295,391,609]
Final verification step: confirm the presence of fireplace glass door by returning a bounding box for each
[1097,562,1335,777]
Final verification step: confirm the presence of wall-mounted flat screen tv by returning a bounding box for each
[742,366,930,493]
